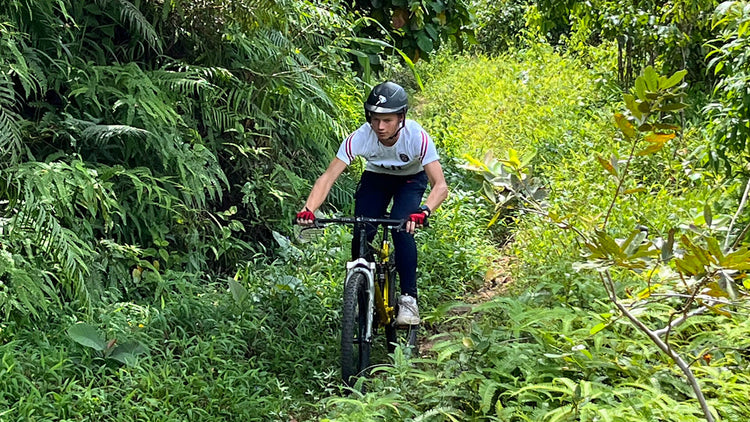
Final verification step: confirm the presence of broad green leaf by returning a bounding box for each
[501,148,522,170]
[109,341,147,366]
[704,203,714,229]
[705,304,732,317]
[589,322,608,335]
[623,229,648,255]
[675,256,704,276]
[635,76,647,100]
[416,32,434,53]
[661,70,687,89]
[721,247,750,270]
[704,282,730,299]
[595,230,624,258]
[682,235,715,266]
[462,154,490,172]
[68,323,107,351]
[644,66,658,91]
[228,278,248,304]
[659,102,688,111]
[624,94,642,120]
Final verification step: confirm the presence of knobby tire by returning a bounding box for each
[384,265,398,352]
[341,272,371,387]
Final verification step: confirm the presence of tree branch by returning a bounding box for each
[602,271,715,422]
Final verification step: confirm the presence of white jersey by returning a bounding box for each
[336,119,439,175]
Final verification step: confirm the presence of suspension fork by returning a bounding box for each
[345,258,376,343]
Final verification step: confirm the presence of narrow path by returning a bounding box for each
[418,256,514,355]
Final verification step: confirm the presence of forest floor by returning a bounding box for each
[417,255,514,355]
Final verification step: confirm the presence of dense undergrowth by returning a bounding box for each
[3,43,750,422]
[317,45,750,420]
[3,0,750,421]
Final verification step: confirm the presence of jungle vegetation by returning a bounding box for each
[1,0,749,420]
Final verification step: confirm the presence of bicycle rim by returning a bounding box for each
[341,272,371,386]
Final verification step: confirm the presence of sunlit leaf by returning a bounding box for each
[644,133,675,144]
[228,278,248,304]
[614,113,636,139]
[596,155,617,177]
[589,322,608,335]
[643,66,658,91]
[635,77,647,100]
[624,93,642,119]
[636,143,665,156]
[661,69,687,89]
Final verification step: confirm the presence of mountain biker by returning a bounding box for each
[296,81,449,325]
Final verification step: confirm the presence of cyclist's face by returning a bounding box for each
[370,113,402,144]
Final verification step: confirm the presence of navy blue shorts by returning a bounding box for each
[352,170,428,298]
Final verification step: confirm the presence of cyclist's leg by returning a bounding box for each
[352,171,394,260]
[390,171,428,299]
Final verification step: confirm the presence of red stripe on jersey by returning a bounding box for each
[345,134,354,163]
[420,132,428,162]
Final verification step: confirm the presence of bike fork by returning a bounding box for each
[345,259,376,344]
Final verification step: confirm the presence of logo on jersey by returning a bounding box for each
[399,153,409,162]
[375,95,387,106]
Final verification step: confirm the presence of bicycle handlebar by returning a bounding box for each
[292,215,429,230]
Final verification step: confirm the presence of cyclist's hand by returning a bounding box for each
[406,211,428,233]
[296,207,315,226]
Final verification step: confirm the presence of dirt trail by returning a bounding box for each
[417,256,514,355]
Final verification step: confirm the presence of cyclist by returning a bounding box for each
[296,81,448,325]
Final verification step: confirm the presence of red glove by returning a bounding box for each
[296,208,315,222]
[408,212,427,225]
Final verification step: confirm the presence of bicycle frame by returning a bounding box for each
[305,216,406,344]
[296,215,420,386]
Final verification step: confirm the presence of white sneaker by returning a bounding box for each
[396,295,420,325]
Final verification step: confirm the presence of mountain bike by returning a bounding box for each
[297,216,420,387]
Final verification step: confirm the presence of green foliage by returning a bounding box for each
[345,0,476,65]
[323,292,750,421]
[415,45,612,162]
[3,0,750,420]
[0,0,373,316]
[471,0,530,53]
[67,322,147,366]
[705,1,750,161]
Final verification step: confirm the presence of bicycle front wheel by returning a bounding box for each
[341,272,371,387]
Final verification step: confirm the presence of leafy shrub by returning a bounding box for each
[472,0,531,53]
[705,0,750,163]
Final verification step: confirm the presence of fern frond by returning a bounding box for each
[0,250,60,320]
[95,0,163,54]
[0,77,23,163]
[81,124,150,144]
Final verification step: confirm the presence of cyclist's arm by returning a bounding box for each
[422,160,449,213]
[302,157,348,213]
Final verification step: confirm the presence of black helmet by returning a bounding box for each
[364,81,408,122]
